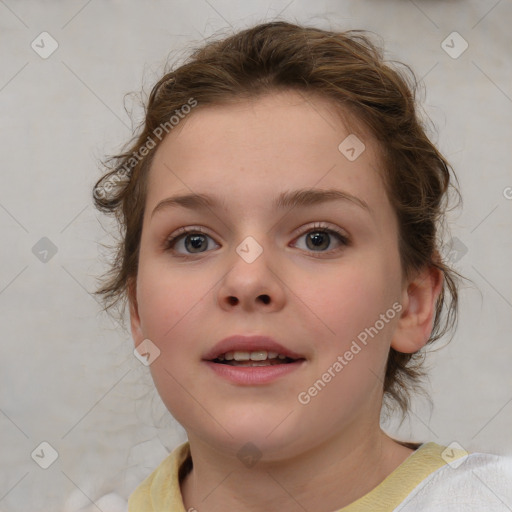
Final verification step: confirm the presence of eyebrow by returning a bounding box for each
[151,188,370,218]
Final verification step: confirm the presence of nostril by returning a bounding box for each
[226,295,270,305]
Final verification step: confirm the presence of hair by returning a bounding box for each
[93,20,463,416]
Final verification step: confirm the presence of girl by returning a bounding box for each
[93,21,512,511]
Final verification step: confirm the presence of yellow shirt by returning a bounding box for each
[128,441,473,511]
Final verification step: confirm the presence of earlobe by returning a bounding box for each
[391,265,443,354]
[128,278,144,346]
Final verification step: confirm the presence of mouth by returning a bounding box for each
[203,335,306,385]
[210,350,300,367]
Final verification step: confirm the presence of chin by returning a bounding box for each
[191,415,306,462]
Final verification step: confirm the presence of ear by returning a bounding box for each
[128,277,144,346]
[391,264,443,354]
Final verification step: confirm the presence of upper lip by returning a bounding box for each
[203,335,306,361]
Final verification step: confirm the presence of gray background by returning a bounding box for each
[1,0,511,511]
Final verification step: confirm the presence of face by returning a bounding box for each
[130,91,408,460]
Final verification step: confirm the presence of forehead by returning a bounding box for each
[145,91,392,220]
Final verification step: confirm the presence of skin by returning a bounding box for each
[129,90,443,511]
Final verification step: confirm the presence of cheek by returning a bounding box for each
[301,258,401,343]
[297,258,402,414]
[297,269,400,420]
[135,261,210,424]
[136,254,211,341]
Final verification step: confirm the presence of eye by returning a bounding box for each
[164,223,349,258]
[292,223,349,255]
[165,227,220,256]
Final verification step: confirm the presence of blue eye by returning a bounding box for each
[293,225,349,254]
[165,228,219,255]
[164,223,350,258]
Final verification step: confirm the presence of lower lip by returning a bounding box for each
[204,360,305,385]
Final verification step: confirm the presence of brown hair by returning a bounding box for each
[93,21,463,416]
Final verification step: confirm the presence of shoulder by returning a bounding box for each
[400,449,512,511]
[127,441,191,512]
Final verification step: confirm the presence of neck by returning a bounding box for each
[181,427,413,512]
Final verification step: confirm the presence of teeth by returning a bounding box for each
[250,351,267,361]
[217,350,290,361]
[233,351,250,361]
[224,360,285,367]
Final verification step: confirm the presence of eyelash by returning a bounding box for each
[163,223,350,259]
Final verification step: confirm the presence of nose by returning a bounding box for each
[217,245,286,313]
